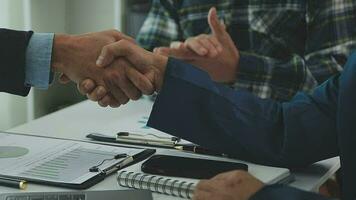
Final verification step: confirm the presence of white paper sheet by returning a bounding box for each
[0,132,143,184]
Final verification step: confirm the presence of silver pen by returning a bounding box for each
[116,132,180,147]
[104,156,134,175]
[87,133,180,148]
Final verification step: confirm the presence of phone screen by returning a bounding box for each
[141,155,248,179]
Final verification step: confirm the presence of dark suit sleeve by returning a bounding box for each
[148,57,339,168]
[250,185,330,200]
[0,29,34,96]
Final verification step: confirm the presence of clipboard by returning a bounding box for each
[0,132,155,189]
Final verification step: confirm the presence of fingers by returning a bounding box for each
[119,60,143,100]
[78,79,108,102]
[153,47,170,57]
[107,29,136,43]
[78,79,120,108]
[119,72,143,101]
[81,56,151,107]
[78,79,96,95]
[196,37,217,57]
[184,35,222,57]
[98,93,121,108]
[208,36,223,53]
[184,36,208,56]
[170,41,184,49]
[59,73,71,84]
[208,7,226,37]
[105,78,129,105]
[86,86,107,102]
[125,66,155,95]
[103,59,144,104]
[99,64,152,107]
[96,40,132,67]
[154,46,195,60]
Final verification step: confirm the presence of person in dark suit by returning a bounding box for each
[0,28,148,104]
[78,27,356,199]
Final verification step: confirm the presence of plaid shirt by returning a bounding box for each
[137,0,356,101]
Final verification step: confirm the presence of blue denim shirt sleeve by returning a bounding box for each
[25,33,54,89]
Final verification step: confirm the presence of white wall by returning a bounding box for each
[0,0,10,26]
[66,0,117,34]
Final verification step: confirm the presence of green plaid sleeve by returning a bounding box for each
[235,52,308,101]
[305,0,356,83]
[234,0,356,101]
[136,0,180,51]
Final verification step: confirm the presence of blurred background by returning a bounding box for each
[0,0,151,130]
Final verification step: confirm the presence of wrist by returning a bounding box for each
[152,54,168,91]
[153,54,168,74]
[51,34,74,73]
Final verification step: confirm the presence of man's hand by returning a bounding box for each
[78,39,168,107]
[154,7,239,83]
[52,30,137,106]
[79,8,239,107]
[193,170,264,200]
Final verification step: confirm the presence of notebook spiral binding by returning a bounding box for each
[117,171,196,199]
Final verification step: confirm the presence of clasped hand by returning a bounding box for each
[72,7,239,108]
[55,30,167,108]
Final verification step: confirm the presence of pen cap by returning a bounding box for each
[19,180,27,190]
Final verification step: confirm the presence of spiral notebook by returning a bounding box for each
[116,154,292,199]
[117,170,197,199]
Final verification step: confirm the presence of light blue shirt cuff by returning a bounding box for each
[25,33,55,90]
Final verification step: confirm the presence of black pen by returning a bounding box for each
[174,145,228,158]
[0,177,27,190]
[103,149,156,175]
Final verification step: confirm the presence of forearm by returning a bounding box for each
[25,33,78,89]
[51,34,79,73]
[0,29,33,96]
[51,32,110,86]
[148,58,339,168]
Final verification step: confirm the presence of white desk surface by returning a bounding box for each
[2,98,340,198]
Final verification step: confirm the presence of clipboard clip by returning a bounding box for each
[88,149,156,176]
[89,153,128,173]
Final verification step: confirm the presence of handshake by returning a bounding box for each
[52,30,168,108]
[53,7,239,107]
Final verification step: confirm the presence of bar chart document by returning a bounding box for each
[0,132,143,185]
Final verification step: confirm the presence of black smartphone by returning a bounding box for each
[141,155,248,179]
